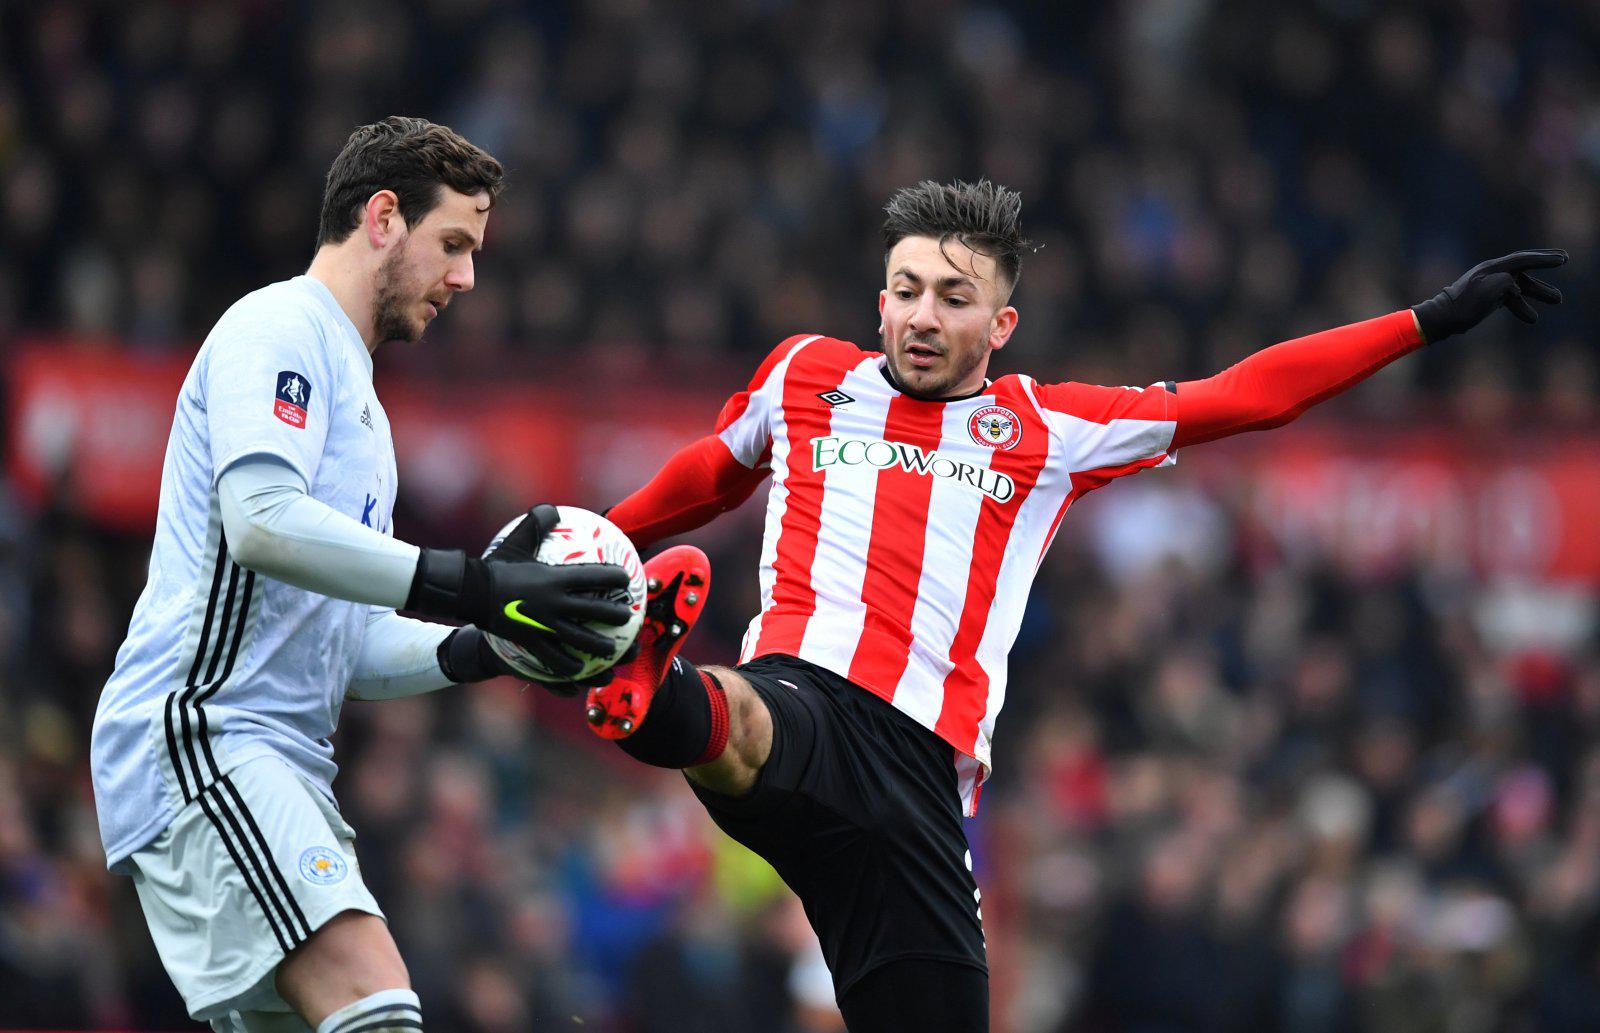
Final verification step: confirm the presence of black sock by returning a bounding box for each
[616,658,729,768]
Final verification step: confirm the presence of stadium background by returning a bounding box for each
[2,1,1599,1030]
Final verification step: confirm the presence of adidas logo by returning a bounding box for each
[359,404,373,430]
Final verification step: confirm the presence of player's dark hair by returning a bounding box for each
[882,179,1028,297]
[316,116,504,248]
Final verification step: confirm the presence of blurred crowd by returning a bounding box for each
[3,0,1600,1031]
[993,478,1600,1032]
[3,0,1598,394]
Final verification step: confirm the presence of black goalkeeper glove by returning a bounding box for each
[1411,249,1567,344]
[436,627,623,695]
[407,504,631,680]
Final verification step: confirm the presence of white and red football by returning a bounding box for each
[481,506,646,682]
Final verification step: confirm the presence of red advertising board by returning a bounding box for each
[1181,427,1600,584]
[6,344,1600,584]
[5,346,189,532]
[3,344,722,533]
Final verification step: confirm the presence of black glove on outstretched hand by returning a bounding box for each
[406,504,632,679]
[1412,249,1567,344]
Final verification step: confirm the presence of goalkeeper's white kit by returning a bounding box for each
[89,275,449,1027]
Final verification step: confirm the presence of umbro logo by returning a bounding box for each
[359,404,373,430]
[817,389,855,407]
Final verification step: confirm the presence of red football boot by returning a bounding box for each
[585,544,711,739]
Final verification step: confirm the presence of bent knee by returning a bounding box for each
[277,911,410,1027]
[691,667,773,794]
[703,666,772,763]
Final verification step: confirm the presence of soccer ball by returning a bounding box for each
[482,507,646,682]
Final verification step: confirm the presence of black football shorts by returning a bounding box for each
[688,653,987,996]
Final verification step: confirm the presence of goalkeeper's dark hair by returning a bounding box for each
[882,179,1028,298]
[317,116,504,248]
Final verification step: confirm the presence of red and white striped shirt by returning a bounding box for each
[718,334,1176,809]
[610,311,1423,812]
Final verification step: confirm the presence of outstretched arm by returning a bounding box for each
[1172,311,1422,448]
[1174,250,1566,449]
[606,435,771,550]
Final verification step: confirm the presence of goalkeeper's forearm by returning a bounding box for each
[217,455,420,606]
[343,607,514,696]
[220,456,512,686]
[346,607,455,699]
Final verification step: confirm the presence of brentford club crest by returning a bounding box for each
[967,405,1022,450]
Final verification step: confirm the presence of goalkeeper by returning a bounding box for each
[90,117,630,1033]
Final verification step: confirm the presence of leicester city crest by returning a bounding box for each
[298,845,349,885]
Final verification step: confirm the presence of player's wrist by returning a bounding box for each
[1410,296,1451,345]
[437,626,516,682]
[407,549,490,620]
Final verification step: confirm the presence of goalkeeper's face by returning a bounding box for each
[372,187,490,344]
[879,236,1019,400]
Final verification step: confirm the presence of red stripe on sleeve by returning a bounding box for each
[1032,380,1175,423]
[751,334,816,392]
[714,333,819,432]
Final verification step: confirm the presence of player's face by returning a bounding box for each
[879,236,1018,400]
[372,187,490,343]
